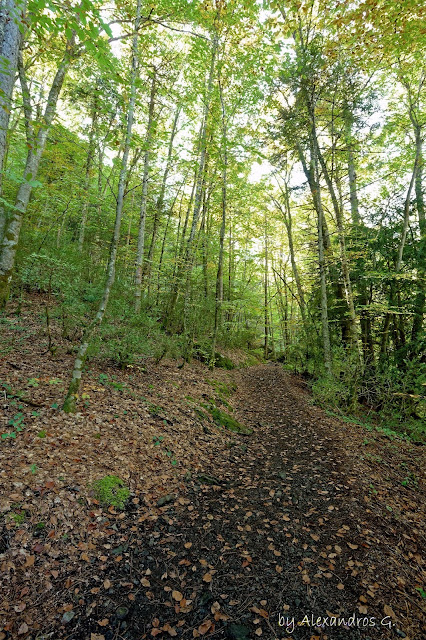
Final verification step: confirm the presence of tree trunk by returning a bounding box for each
[134,68,156,313]
[309,140,332,375]
[264,212,269,360]
[315,125,361,363]
[144,103,180,285]
[184,39,217,257]
[410,126,425,344]
[345,109,375,366]
[0,42,73,307]
[272,188,306,322]
[381,149,419,356]
[297,137,350,347]
[0,0,26,243]
[63,0,142,412]
[165,37,217,326]
[211,79,227,366]
[78,91,99,252]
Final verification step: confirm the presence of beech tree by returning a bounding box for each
[0,0,422,426]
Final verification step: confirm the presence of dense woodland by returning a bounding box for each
[0,0,425,424]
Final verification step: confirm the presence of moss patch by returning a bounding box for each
[92,475,130,509]
[210,407,252,435]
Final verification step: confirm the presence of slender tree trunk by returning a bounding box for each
[0,0,26,243]
[145,103,180,285]
[211,79,227,366]
[63,0,142,412]
[348,149,360,223]
[185,40,217,255]
[310,140,332,375]
[0,42,74,307]
[78,92,99,252]
[297,137,349,346]
[200,189,209,297]
[272,188,306,322]
[165,37,217,326]
[264,213,269,360]
[298,131,332,371]
[135,69,156,313]
[381,150,419,356]
[345,109,375,366]
[315,127,361,363]
[156,184,183,305]
[411,127,425,344]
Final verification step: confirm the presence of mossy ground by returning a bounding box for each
[92,475,130,509]
[210,407,253,435]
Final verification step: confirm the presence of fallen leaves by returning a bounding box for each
[23,555,35,568]
[384,604,396,618]
[97,618,109,626]
[197,620,213,635]
[1,338,424,640]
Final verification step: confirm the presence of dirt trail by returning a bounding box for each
[1,361,425,640]
[64,364,424,640]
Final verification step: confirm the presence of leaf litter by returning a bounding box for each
[0,297,425,639]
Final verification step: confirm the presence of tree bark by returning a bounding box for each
[63,0,142,412]
[165,37,217,326]
[308,136,332,375]
[380,149,419,356]
[134,68,157,313]
[211,79,227,367]
[0,0,26,243]
[0,41,73,307]
[314,118,361,363]
[78,90,99,252]
[144,103,180,285]
[411,127,425,344]
[264,213,269,360]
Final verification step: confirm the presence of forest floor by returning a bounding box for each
[0,296,425,640]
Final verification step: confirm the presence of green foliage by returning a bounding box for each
[9,511,26,525]
[206,379,237,397]
[312,376,355,411]
[92,475,130,510]
[210,407,252,435]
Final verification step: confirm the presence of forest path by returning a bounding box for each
[2,350,424,640]
[93,364,423,640]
